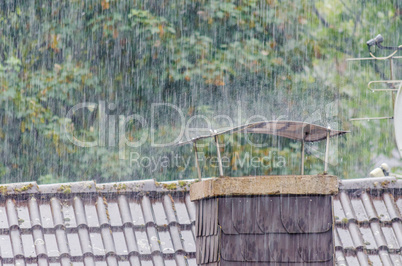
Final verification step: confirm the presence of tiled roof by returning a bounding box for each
[335,176,402,266]
[0,179,197,265]
[2,176,402,266]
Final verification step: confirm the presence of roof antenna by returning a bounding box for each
[347,35,402,157]
[366,34,402,59]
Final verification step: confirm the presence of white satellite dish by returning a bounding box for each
[394,82,402,157]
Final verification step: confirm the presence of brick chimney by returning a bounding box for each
[190,175,338,265]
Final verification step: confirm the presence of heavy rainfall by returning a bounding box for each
[0,0,401,184]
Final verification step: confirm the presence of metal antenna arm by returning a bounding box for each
[377,43,402,51]
[366,34,402,58]
[368,80,402,91]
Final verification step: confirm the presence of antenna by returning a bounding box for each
[394,82,402,157]
[347,34,402,157]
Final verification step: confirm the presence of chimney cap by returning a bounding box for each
[175,120,348,146]
[190,175,339,201]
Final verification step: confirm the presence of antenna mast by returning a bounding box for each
[347,34,402,156]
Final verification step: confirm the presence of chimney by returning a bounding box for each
[190,175,338,265]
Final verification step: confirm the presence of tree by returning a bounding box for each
[0,0,400,183]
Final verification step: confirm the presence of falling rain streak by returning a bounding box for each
[0,0,401,183]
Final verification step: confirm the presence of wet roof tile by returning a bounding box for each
[359,226,377,250]
[107,200,123,227]
[151,200,168,225]
[128,198,145,226]
[39,202,54,228]
[173,198,191,225]
[334,176,402,265]
[44,233,59,257]
[117,195,131,226]
[89,232,105,256]
[84,200,99,228]
[350,197,369,222]
[390,254,402,265]
[158,230,174,254]
[0,179,196,265]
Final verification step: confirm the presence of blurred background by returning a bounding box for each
[0,0,401,183]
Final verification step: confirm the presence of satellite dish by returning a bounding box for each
[394,82,402,157]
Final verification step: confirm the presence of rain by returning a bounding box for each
[0,0,401,184]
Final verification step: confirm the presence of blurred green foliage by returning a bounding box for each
[0,0,401,183]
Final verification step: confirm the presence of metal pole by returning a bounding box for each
[350,116,393,121]
[301,139,305,175]
[193,142,202,181]
[390,58,396,109]
[214,136,224,177]
[346,56,402,61]
[324,131,330,174]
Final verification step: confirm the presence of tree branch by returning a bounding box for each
[352,4,363,37]
[312,5,330,28]
[339,0,354,14]
[312,4,354,56]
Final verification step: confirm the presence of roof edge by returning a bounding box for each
[339,176,401,190]
[0,179,198,196]
[3,176,401,197]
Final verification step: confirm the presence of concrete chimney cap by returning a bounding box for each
[189,175,339,201]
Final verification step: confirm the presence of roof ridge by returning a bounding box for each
[339,176,402,190]
[0,179,198,196]
[3,177,402,195]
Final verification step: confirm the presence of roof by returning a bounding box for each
[1,176,402,265]
[0,180,197,266]
[335,176,402,266]
[176,120,348,145]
